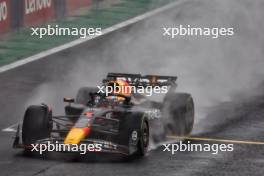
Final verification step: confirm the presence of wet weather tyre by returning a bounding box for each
[122,114,149,160]
[22,105,52,146]
[163,93,194,136]
[137,120,149,157]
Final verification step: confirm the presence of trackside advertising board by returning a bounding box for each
[0,0,94,34]
[23,0,55,27]
[65,0,91,15]
[0,0,11,34]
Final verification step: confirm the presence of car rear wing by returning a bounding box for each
[103,73,177,87]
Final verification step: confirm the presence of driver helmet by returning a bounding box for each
[106,80,131,101]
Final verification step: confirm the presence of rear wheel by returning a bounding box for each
[22,105,52,146]
[75,87,98,105]
[163,93,194,136]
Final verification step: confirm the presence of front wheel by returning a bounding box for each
[137,120,149,157]
[123,114,149,159]
[163,93,195,136]
[22,105,52,146]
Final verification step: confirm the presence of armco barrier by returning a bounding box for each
[0,0,11,34]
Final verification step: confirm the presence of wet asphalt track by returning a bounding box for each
[1,0,264,175]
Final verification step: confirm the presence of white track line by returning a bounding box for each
[2,123,18,132]
[0,0,185,73]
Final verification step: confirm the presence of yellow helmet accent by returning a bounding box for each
[107,80,131,97]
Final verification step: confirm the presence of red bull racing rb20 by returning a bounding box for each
[13,73,195,159]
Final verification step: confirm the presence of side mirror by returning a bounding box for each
[64,97,75,104]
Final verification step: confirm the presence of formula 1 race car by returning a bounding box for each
[13,73,194,158]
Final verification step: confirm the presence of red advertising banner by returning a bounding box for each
[0,0,11,34]
[65,0,91,15]
[23,0,55,27]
